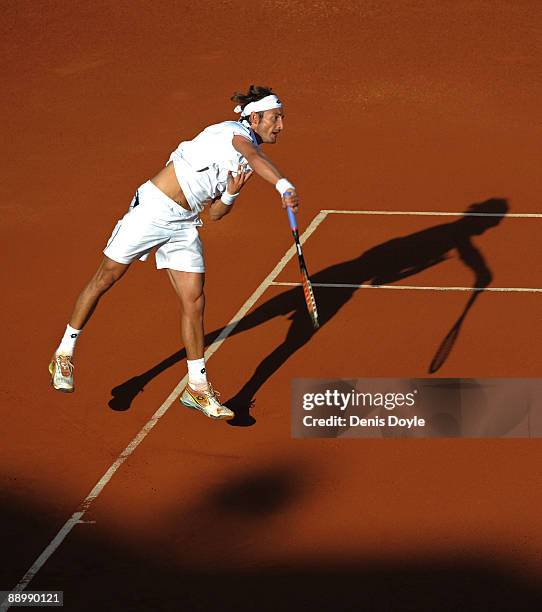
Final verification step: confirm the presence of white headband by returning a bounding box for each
[234,94,282,117]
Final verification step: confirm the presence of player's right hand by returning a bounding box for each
[282,189,299,213]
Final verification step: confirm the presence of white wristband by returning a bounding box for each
[221,190,239,206]
[275,178,295,196]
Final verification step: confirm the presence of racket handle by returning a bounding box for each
[285,204,297,231]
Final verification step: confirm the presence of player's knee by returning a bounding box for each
[182,291,205,316]
[93,269,120,293]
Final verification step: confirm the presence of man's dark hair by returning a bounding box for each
[231,85,274,112]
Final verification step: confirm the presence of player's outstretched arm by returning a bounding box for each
[233,136,283,184]
[232,136,299,213]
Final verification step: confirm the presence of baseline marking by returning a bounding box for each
[322,209,542,218]
[0,210,328,610]
[271,281,542,293]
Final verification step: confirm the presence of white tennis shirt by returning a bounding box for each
[167,121,258,213]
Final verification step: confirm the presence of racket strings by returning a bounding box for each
[301,271,319,327]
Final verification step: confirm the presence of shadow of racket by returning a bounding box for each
[429,290,482,373]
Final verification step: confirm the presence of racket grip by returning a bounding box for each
[286,204,297,231]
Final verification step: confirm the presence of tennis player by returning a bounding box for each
[49,85,299,420]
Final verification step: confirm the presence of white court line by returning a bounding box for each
[271,281,542,293]
[322,209,542,218]
[0,210,329,610]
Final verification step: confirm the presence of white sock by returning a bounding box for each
[55,324,81,357]
[187,358,208,390]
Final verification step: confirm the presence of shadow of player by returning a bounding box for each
[109,198,508,426]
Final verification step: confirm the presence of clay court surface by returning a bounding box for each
[2,1,542,609]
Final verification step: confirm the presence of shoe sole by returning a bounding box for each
[180,397,234,420]
[49,361,74,393]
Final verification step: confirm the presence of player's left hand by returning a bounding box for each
[226,164,253,195]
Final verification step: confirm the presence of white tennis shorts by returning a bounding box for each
[103,180,205,272]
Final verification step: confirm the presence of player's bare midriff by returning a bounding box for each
[150,162,192,211]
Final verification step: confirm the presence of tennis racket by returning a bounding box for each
[286,206,320,329]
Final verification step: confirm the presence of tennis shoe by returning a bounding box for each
[49,354,75,393]
[180,383,234,420]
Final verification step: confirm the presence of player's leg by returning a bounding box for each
[166,269,234,420]
[70,256,130,330]
[50,256,130,392]
[166,270,206,362]
[155,213,234,419]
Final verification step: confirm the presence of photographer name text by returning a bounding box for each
[303,415,426,429]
